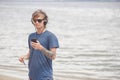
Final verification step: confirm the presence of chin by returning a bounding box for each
[36,25,44,29]
[36,27,42,29]
[36,26,42,28]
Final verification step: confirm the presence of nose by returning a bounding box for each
[35,21,39,24]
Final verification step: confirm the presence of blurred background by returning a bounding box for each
[0,0,120,80]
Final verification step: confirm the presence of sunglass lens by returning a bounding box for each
[37,19,42,23]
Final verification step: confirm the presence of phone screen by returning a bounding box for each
[31,39,37,43]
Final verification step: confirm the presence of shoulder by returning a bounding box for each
[45,30,59,42]
[46,30,59,48]
[29,32,36,37]
[45,30,57,37]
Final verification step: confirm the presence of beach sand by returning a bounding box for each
[0,75,92,80]
[0,74,109,80]
[0,75,22,80]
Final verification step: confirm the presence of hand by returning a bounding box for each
[19,55,25,63]
[31,40,43,50]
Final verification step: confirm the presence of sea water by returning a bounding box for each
[0,2,120,80]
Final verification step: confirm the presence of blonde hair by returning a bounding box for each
[31,9,48,27]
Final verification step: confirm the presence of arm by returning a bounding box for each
[40,47,57,60]
[19,49,30,63]
[31,41,57,60]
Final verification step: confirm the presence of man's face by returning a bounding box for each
[33,14,45,29]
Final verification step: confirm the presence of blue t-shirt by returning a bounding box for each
[28,30,59,80]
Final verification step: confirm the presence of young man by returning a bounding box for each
[19,9,59,80]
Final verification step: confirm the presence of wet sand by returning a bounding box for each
[0,75,109,80]
[0,75,96,80]
[0,65,110,80]
[0,75,22,80]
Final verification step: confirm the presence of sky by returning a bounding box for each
[0,0,120,2]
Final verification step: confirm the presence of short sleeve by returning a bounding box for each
[48,33,59,49]
[28,34,31,49]
[28,33,36,50]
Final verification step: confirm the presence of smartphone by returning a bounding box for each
[31,39,37,43]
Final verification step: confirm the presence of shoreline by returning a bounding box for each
[0,75,22,80]
[0,75,109,80]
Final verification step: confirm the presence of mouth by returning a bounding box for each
[36,26,42,29]
[35,24,41,27]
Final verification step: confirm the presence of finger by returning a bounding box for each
[19,56,24,62]
[31,41,34,45]
[36,40,39,43]
[19,58,23,62]
[31,41,37,44]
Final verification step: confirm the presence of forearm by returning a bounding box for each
[31,42,56,60]
[24,54,29,60]
[19,50,30,63]
[40,47,56,60]
[24,50,30,60]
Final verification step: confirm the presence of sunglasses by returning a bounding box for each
[33,19,47,25]
[33,19,44,23]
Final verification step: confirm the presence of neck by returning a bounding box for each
[36,27,46,34]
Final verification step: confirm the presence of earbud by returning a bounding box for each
[44,21,47,25]
[43,20,48,25]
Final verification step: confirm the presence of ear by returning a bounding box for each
[44,20,48,25]
[31,18,34,24]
